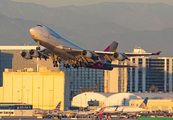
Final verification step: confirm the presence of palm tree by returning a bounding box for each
[77,89,79,94]
[71,89,74,97]
[149,85,158,92]
[95,83,99,92]
[90,87,94,92]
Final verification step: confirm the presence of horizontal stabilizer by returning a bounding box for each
[124,51,161,57]
[106,64,136,68]
[152,51,161,55]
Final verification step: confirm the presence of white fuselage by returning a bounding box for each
[116,106,146,113]
[30,25,83,50]
[29,25,84,60]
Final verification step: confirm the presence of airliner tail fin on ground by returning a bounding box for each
[139,97,148,109]
[104,41,118,52]
[54,101,61,112]
[96,107,106,118]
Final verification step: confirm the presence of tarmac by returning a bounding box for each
[0,116,138,120]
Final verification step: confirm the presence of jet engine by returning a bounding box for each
[82,50,93,58]
[21,51,32,59]
[113,52,126,61]
[29,49,40,57]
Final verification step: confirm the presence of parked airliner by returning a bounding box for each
[21,24,161,70]
[77,107,105,118]
[116,97,148,113]
[38,101,61,113]
[101,97,148,115]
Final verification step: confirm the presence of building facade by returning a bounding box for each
[105,48,173,93]
[127,57,173,92]
[59,64,105,94]
[104,60,128,93]
[0,67,69,110]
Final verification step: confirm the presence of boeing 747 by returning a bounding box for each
[21,24,161,70]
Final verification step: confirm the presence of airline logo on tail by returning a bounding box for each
[96,107,105,118]
[104,41,119,52]
[54,101,61,112]
[139,97,148,109]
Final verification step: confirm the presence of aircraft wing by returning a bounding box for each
[94,51,161,57]
[63,48,83,56]
[94,51,114,56]
[124,51,161,57]
[38,48,52,58]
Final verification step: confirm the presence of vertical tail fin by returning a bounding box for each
[96,107,105,118]
[54,101,61,112]
[104,41,119,52]
[139,97,148,109]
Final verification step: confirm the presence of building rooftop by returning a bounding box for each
[0,46,37,50]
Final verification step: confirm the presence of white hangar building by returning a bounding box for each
[71,92,141,107]
[71,92,173,108]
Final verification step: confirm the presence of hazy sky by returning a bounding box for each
[12,0,173,8]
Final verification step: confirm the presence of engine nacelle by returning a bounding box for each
[113,52,126,61]
[21,51,32,59]
[82,50,93,58]
[29,49,40,57]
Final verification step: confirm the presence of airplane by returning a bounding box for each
[115,97,149,116]
[21,24,161,70]
[37,101,61,113]
[77,107,105,118]
[54,101,61,113]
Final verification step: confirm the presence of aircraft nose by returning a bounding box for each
[29,27,36,38]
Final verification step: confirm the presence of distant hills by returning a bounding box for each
[0,0,173,56]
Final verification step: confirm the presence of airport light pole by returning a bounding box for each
[85,94,86,108]
[27,89,29,104]
[17,91,20,102]
[80,86,82,110]
[49,90,53,111]
[21,86,25,103]
[38,87,40,109]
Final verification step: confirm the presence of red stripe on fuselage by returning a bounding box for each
[85,57,107,69]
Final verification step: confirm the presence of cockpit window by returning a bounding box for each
[37,24,42,27]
